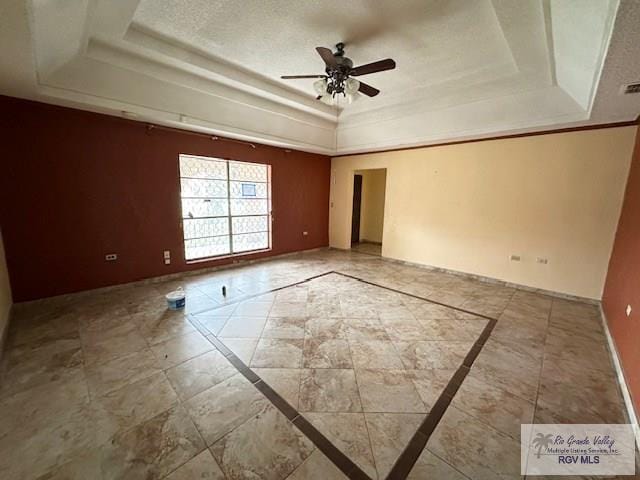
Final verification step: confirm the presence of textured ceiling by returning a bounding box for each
[0,0,638,155]
[132,0,534,111]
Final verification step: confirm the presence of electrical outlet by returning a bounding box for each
[105,254,117,261]
[536,257,548,264]
[510,255,521,262]
[626,304,632,317]
[163,250,171,265]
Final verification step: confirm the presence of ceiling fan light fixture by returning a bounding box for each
[281,44,395,103]
[345,78,360,95]
[313,78,328,95]
[345,91,360,104]
[319,94,334,106]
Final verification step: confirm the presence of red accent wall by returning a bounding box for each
[603,124,640,416]
[0,96,330,301]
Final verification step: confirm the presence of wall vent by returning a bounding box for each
[622,82,640,94]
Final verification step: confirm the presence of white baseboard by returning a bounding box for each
[599,305,640,451]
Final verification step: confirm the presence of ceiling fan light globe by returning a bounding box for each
[313,79,328,95]
[345,91,361,104]
[345,78,360,95]
[320,94,334,106]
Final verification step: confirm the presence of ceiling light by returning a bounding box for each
[320,95,334,106]
[344,78,360,95]
[313,78,328,95]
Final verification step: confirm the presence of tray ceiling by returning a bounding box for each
[0,0,638,155]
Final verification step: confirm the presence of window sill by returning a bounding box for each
[185,248,272,265]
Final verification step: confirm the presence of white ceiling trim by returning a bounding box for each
[336,85,587,154]
[124,24,337,121]
[1,0,638,157]
[36,83,337,155]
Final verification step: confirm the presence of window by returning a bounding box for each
[179,154,271,261]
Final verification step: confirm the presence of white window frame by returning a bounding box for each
[178,154,272,262]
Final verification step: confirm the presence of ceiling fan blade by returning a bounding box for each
[316,47,338,68]
[281,75,326,79]
[350,58,396,76]
[358,81,380,97]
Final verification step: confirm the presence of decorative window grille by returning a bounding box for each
[179,154,271,261]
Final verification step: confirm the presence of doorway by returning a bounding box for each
[351,169,386,256]
[351,174,362,244]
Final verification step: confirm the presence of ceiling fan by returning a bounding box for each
[280,43,396,105]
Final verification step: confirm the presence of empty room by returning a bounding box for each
[1,1,640,479]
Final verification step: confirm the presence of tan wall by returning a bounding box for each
[331,127,637,299]
[0,228,12,350]
[356,169,387,243]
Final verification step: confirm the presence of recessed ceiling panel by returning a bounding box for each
[133,0,518,104]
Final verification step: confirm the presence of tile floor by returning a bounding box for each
[0,249,634,479]
[350,242,382,256]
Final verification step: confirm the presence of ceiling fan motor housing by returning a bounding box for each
[326,46,353,94]
[280,42,393,99]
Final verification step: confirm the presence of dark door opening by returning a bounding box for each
[351,174,363,244]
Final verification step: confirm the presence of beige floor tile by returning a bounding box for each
[451,375,535,439]
[251,338,303,368]
[339,302,379,319]
[379,316,429,341]
[232,301,273,317]
[270,301,308,317]
[427,406,521,480]
[253,368,302,408]
[0,338,84,398]
[182,295,221,315]
[85,348,161,397]
[306,300,343,318]
[344,317,390,341]
[407,449,470,479]
[364,412,424,478]
[137,309,195,345]
[219,337,258,364]
[305,317,348,339]
[275,285,308,303]
[262,316,306,339]
[185,373,270,445]
[164,449,225,480]
[348,339,403,369]
[286,449,348,480]
[299,368,362,413]
[150,331,213,369]
[218,315,268,338]
[303,337,352,368]
[81,322,149,366]
[394,340,471,369]
[407,369,456,410]
[34,449,103,480]
[165,350,237,400]
[304,412,377,478]
[7,312,79,350]
[210,404,314,480]
[101,405,205,479]
[3,249,629,480]
[355,369,427,413]
[0,405,99,479]
[92,372,178,437]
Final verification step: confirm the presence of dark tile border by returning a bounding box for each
[188,270,499,480]
[386,316,497,479]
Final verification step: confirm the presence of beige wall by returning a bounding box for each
[331,127,637,299]
[356,169,387,243]
[0,228,12,350]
